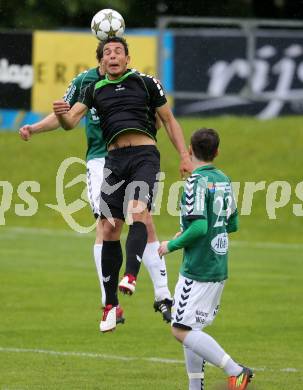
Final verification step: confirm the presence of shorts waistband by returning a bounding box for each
[108,145,158,156]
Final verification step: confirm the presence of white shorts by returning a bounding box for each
[86,158,105,217]
[172,274,225,331]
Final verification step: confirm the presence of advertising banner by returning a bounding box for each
[173,30,303,119]
[0,32,33,110]
[32,31,156,113]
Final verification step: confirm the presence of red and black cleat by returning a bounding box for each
[99,304,125,333]
[119,274,136,295]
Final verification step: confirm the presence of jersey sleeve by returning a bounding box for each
[181,174,208,221]
[143,75,167,108]
[168,219,208,252]
[226,212,239,233]
[63,72,86,106]
[226,181,239,232]
[78,82,95,109]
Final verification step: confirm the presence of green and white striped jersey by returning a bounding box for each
[179,165,238,282]
[63,67,107,161]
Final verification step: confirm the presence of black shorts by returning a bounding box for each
[100,145,160,221]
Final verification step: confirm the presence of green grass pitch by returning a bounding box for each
[0,117,303,389]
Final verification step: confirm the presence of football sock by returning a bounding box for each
[183,331,242,377]
[125,221,147,277]
[183,345,205,390]
[93,244,106,307]
[142,241,172,301]
[101,240,123,306]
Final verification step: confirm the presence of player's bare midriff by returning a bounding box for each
[108,130,156,150]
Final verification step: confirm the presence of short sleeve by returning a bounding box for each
[181,174,208,221]
[63,74,83,106]
[143,75,167,108]
[78,82,95,109]
[225,180,238,219]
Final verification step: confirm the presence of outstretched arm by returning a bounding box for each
[156,103,193,177]
[19,113,61,141]
[53,100,88,130]
[158,219,208,256]
[155,112,162,130]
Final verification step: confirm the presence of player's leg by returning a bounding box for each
[86,158,106,306]
[143,213,173,322]
[175,327,253,390]
[93,218,106,306]
[99,158,126,332]
[99,217,125,332]
[118,145,160,295]
[171,276,253,389]
[171,275,207,389]
[119,201,148,294]
[183,345,206,390]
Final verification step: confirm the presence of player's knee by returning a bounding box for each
[171,325,188,343]
[102,218,123,240]
[95,218,103,244]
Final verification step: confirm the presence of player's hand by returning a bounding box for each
[179,154,193,179]
[19,124,32,141]
[158,241,169,256]
[53,100,70,115]
[173,231,182,239]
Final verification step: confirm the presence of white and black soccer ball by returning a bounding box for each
[91,9,125,41]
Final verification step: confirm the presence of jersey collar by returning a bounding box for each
[104,69,134,84]
[192,164,215,174]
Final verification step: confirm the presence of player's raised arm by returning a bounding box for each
[53,100,88,130]
[156,103,193,177]
[19,113,61,141]
[155,112,162,130]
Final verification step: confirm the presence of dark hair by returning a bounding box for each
[96,41,104,61]
[102,36,129,55]
[190,128,220,162]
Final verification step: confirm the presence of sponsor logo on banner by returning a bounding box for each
[207,43,303,119]
[32,31,156,112]
[174,33,303,118]
[0,32,32,110]
[0,59,33,89]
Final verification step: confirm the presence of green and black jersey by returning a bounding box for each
[78,69,167,147]
[63,67,107,161]
[179,165,238,282]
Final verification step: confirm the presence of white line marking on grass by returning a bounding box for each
[145,357,184,364]
[0,347,300,373]
[280,368,301,372]
[0,347,182,364]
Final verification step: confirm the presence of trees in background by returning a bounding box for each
[0,0,302,30]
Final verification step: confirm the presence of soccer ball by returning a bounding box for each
[91,9,125,41]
